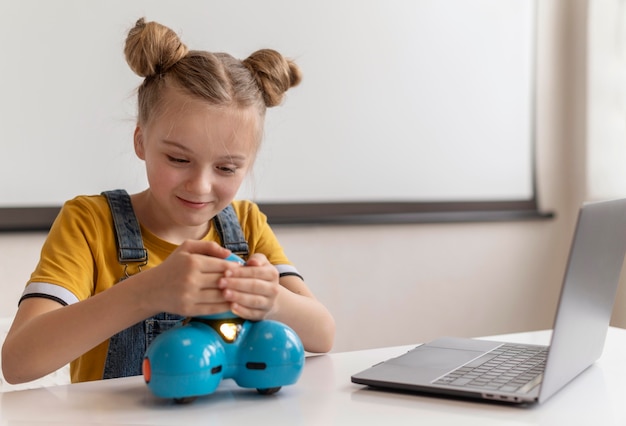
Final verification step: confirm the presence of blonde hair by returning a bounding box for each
[124,18,302,127]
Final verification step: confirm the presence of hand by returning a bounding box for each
[140,240,242,317]
[218,253,280,320]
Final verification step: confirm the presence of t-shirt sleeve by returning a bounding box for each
[21,197,107,306]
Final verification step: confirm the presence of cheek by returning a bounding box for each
[216,176,246,199]
[144,158,178,190]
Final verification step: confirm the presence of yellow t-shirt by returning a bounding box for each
[23,194,298,383]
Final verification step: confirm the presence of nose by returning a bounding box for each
[185,166,213,195]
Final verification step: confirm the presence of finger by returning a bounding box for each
[220,276,277,299]
[224,263,277,284]
[230,302,267,321]
[180,240,232,259]
[243,253,269,266]
[187,253,243,276]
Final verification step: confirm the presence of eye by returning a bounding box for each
[216,165,237,174]
[167,155,189,164]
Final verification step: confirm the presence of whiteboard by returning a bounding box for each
[0,0,535,208]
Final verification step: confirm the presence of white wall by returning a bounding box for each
[0,0,536,207]
[1,0,624,356]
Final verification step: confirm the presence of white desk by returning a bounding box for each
[2,327,625,425]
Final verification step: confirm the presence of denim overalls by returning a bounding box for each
[100,189,249,379]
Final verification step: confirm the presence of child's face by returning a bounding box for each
[134,88,259,234]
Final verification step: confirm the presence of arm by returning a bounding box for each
[2,240,237,384]
[225,202,335,352]
[2,279,158,384]
[271,275,336,353]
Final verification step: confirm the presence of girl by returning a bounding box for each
[2,18,335,384]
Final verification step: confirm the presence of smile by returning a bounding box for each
[177,197,211,209]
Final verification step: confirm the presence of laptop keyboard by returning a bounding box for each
[433,343,548,394]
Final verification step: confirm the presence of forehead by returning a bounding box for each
[150,87,262,147]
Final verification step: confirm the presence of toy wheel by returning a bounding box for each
[257,387,281,395]
[174,396,198,404]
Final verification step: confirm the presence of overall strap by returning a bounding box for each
[102,189,148,267]
[213,204,249,258]
[101,190,178,379]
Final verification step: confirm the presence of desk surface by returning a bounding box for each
[2,327,626,426]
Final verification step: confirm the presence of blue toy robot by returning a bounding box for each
[142,253,305,403]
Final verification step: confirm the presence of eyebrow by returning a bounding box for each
[162,140,193,153]
[162,140,248,162]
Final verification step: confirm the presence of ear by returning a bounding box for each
[134,126,146,160]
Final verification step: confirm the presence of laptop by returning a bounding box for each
[351,198,626,404]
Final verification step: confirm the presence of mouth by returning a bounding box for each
[177,196,212,209]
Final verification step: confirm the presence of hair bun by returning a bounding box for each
[243,49,302,107]
[124,18,189,78]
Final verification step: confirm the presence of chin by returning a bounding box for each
[181,211,219,228]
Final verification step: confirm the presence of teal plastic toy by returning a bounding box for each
[142,253,305,403]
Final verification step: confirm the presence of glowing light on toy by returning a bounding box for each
[219,322,240,342]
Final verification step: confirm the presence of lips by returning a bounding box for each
[177,196,211,209]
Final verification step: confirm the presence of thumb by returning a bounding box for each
[180,240,231,259]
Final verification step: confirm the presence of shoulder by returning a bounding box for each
[55,194,112,230]
[229,200,267,227]
[61,194,111,215]
[227,200,290,264]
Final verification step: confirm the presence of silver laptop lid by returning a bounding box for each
[539,198,626,402]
